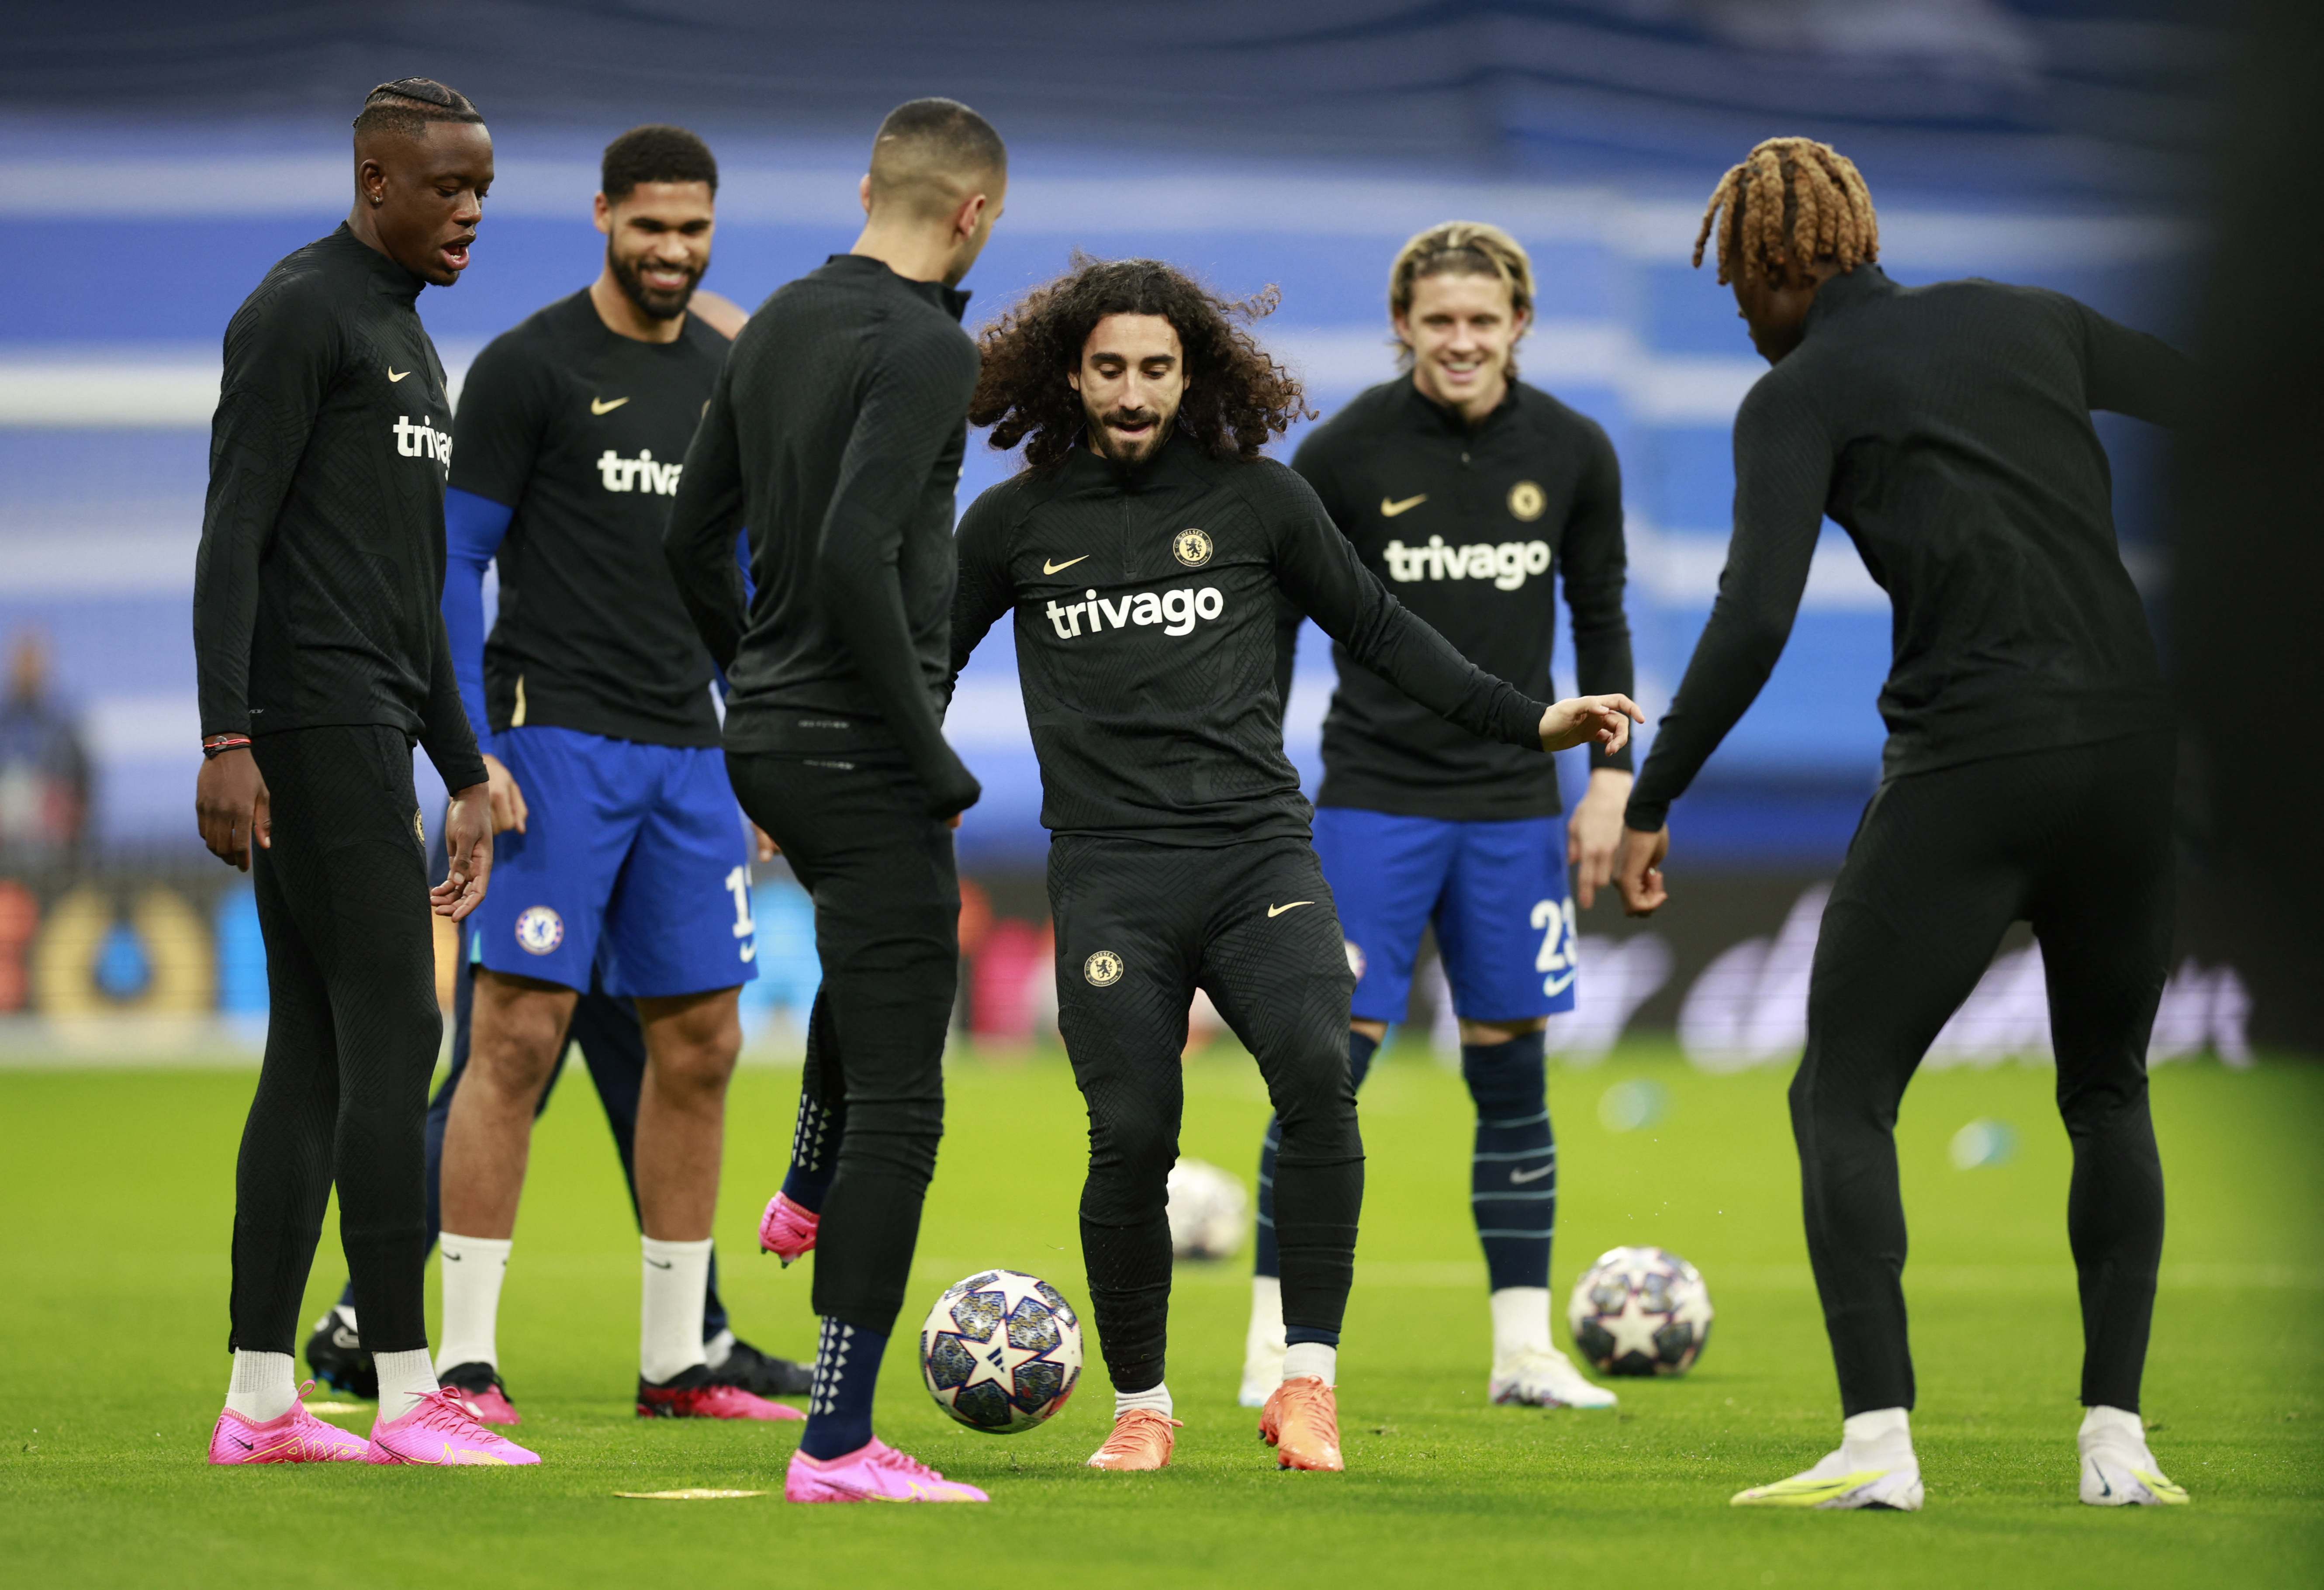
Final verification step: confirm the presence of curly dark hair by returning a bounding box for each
[971,255,1312,471]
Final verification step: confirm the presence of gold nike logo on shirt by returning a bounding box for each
[1380,493,1427,517]
[1043,554,1089,574]
[1267,901,1314,918]
[386,368,411,383]
[591,396,631,415]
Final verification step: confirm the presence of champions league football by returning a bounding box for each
[1165,1158,1251,1261]
[1567,1246,1715,1377]
[919,1269,1085,1433]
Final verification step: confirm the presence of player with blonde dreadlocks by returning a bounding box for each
[1618,135,2200,1513]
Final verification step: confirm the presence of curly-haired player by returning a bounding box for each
[944,256,1640,1474]
[1620,138,2194,1511]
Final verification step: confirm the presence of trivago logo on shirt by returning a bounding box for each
[1383,536,1551,591]
[391,415,451,467]
[1044,584,1225,639]
[597,449,684,495]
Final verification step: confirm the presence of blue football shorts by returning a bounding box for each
[1311,806,1577,1026]
[470,725,760,999]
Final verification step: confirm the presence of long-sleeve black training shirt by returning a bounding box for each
[664,253,982,814]
[1627,264,2192,833]
[1293,377,1634,821]
[949,432,1551,846]
[192,223,485,792]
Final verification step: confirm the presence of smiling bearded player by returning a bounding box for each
[1237,222,1629,1415]
[422,124,798,1426]
[936,257,1640,1474]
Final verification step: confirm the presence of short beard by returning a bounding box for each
[1087,406,1170,464]
[608,244,698,322]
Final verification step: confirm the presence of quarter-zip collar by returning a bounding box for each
[325,221,427,305]
[822,252,972,322]
[1398,373,1523,439]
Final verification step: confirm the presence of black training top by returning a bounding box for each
[1627,265,2192,833]
[664,254,982,814]
[1293,377,1635,821]
[949,432,1552,847]
[193,223,484,791]
[452,290,726,747]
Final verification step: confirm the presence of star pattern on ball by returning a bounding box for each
[1601,1294,1667,1364]
[946,1300,1051,1400]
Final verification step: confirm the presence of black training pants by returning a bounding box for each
[1795,731,2173,1415]
[231,726,441,1355]
[1051,834,1365,1394]
[727,752,957,1335]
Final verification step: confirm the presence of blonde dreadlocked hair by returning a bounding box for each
[1694,137,1878,288]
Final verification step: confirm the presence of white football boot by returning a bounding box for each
[1489,1345,1618,1409]
[1238,1275,1286,1410]
[1732,1408,1923,1510]
[2078,1405,2189,1506]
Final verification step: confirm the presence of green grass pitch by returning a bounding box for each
[3,1040,2318,1587]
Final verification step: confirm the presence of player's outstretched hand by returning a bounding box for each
[481,752,528,834]
[1567,769,1633,909]
[1616,825,1670,917]
[434,782,494,921]
[194,747,270,872]
[1539,694,1643,755]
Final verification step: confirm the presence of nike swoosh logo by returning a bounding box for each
[1380,494,1427,517]
[1509,1164,1555,1184]
[443,1252,461,1261]
[387,368,411,383]
[591,396,630,415]
[1267,901,1314,918]
[1042,554,1089,574]
[645,1258,673,1269]
[740,944,757,963]
[231,1436,254,1450]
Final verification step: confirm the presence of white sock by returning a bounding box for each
[434,1233,512,1375]
[1489,1286,1553,1363]
[703,1327,737,1371]
[1247,1275,1285,1354]
[2080,1404,2145,1448]
[1841,1406,1915,1465]
[640,1236,713,1385]
[225,1349,297,1422]
[1115,1382,1173,1419]
[374,1348,439,1422]
[1282,1341,1337,1386]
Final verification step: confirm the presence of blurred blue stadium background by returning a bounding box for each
[0,3,2223,1045]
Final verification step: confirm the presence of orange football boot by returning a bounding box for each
[1259,1374,1344,1471]
[1086,1408,1181,1471]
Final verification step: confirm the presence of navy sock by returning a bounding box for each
[799,1316,888,1460]
[1284,1324,1342,1347]
[1255,1028,1379,1280]
[780,1090,838,1213]
[1462,1031,1553,1293]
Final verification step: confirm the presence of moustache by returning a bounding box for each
[1103,408,1160,429]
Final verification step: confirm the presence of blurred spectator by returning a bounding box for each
[0,631,91,868]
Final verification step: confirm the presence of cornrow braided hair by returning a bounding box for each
[1694,137,1878,287]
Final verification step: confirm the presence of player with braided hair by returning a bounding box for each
[1618,136,2195,1510]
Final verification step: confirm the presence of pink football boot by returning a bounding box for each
[758,1192,820,1267]
[784,1438,988,1503]
[208,1382,370,1464]
[365,1388,541,1466]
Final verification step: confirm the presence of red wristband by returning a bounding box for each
[202,734,252,759]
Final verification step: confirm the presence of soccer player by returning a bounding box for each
[192,78,534,1466]
[1237,221,1629,1414]
[425,124,794,1424]
[663,97,1008,1504]
[944,257,1641,1474]
[1616,138,2193,1510]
